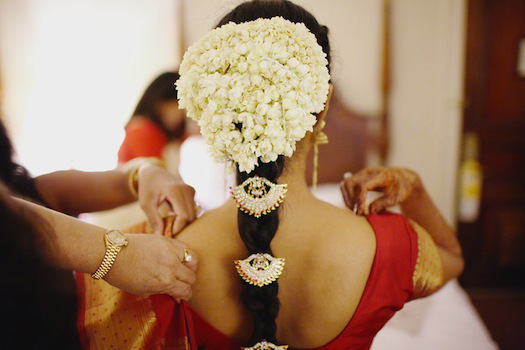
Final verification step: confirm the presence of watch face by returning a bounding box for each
[107,230,128,247]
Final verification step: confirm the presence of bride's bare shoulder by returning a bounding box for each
[291,199,376,263]
[176,204,238,240]
[301,198,374,235]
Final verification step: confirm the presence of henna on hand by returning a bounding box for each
[340,167,422,215]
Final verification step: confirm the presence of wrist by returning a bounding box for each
[91,229,129,280]
[401,183,428,213]
[127,157,167,198]
[409,182,425,201]
[102,233,135,282]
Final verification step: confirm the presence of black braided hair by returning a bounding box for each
[236,157,284,343]
[217,0,331,344]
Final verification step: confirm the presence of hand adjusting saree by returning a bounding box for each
[76,213,443,349]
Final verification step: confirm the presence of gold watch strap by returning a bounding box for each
[91,244,122,280]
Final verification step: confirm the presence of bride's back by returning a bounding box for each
[177,194,376,348]
[172,1,375,347]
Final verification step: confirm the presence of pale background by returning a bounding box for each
[0,0,465,224]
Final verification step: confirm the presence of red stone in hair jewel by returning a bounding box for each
[235,253,285,288]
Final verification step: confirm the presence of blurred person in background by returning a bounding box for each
[118,71,195,177]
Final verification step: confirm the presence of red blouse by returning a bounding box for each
[77,213,418,349]
[153,213,419,349]
[118,118,167,163]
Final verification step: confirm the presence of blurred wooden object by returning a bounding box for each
[459,0,525,288]
[379,0,391,162]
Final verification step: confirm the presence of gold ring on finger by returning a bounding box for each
[181,248,193,264]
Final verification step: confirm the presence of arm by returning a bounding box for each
[12,196,197,300]
[34,159,197,234]
[34,168,134,216]
[400,186,464,283]
[341,167,464,286]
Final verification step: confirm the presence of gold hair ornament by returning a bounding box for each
[230,175,287,218]
[242,340,289,350]
[312,120,329,191]
[235,253,285,287]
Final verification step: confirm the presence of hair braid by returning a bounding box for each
[236,156,285,343]
[215,0,332,345]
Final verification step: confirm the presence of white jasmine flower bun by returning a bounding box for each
[177,16,330,173]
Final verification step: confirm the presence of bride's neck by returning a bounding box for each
[275,140,315,204]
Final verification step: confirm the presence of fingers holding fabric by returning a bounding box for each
[165,280,193,301]
[106,234,199,302]
[166,185,196,235]
[140,195,165,235]
[369,194,399,214]
[341,169,387,215]
[340,167,423,215]
[135,161,198,236]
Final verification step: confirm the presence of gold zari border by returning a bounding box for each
[410,219,445,298]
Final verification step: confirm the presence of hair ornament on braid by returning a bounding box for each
[231,175,287,218]
[242,340,289,350]
[235,253,285,287]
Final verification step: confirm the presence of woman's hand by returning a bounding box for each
[340,167,423,215]
[137,164,197,236]
[105,233,198,301]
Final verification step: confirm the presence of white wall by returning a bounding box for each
[388,0,466,223]
[0,0,465,223]
[0,0,179,174]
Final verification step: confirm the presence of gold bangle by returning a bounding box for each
[128,164,140,198]
[127,157,167,198]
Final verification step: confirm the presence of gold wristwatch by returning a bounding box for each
[91,229,128,280]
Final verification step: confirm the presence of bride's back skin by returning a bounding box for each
[177,147,376,348]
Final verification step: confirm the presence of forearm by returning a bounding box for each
[35,169,135,216]
[13,197,106,274]
[11,197,198,299]
[400,187,462,257]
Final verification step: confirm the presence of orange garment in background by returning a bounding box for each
[118,118,167,163]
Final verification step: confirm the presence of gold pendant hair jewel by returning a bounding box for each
[312,120,329,191]
[230,175,287,218]
[242,340,289,350]
[235,253,285,287]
